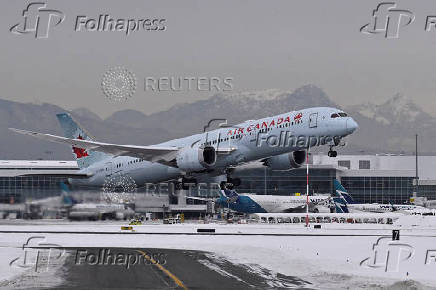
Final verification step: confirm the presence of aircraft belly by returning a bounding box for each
[72,162,182,187]
[130,163,182,185]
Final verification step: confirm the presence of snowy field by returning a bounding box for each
[1,215,436,289]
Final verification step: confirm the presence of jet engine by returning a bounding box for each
[263,150,306,171]
[176,146,217,171]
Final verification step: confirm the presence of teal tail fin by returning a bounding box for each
[333,179,354,204]
[333,179,352,213]
[56,113,109,169]
[333,197,349,213]
[59,182,76,206]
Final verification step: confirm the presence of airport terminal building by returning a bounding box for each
[0,160,78,204]
[231,154,436,204]
[1,154,436,216]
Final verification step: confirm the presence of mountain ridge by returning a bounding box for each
[0,85,433,159]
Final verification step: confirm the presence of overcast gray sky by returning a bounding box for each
[1,0,436,118]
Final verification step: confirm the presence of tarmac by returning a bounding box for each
[3,247,310,290]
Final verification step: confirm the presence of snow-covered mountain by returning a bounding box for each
[1,85,435,159]
[347,94,433,128]
[107,85,336,136]
[344,93,436,154]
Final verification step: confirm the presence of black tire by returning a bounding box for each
[228,178,241,187]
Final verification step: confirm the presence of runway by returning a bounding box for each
[1,219,436,289]
[3,247,310,290]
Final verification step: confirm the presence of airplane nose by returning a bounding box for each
[346,118,358,134]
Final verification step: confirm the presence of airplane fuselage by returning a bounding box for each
[347,203,427,213]
[73,107,357,187]
[216,194,330,214]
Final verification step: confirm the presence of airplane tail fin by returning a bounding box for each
[333,197,349,213]
[218,190,226,199]
[218,184,239,203]
[333,179,354,204]
[56,113,109,169]
[59,182,77,206]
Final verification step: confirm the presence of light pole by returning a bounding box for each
[305,147,310,227]
[413,134,419,198]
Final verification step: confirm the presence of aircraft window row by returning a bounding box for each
[277,120,301,128]
[118,158,147,167]
[331,112,348,118]
[200,118,306,146]
[203,135,243,146]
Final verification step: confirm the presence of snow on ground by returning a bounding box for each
[0,248,29,286]
[1,216,436,288]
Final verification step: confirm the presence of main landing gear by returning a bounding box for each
[220,177,241,190]
[176,177,197,190]
[227,177,241,187]
[328,145,338,157]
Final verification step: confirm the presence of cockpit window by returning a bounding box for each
[331,112,348,118]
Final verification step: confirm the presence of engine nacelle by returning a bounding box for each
[176,146,216,172]
[263,150,306,171]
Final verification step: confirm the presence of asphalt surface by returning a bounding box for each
[6,248,312,290]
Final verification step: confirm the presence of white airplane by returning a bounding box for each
[411,196,436,208]
[58,183,135,221]
[68,203,135,221]
[333,179,432,214]
[10,107,358,189]
[190,187,330,213]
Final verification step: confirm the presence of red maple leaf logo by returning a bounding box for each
[294,113,302,121]
[72,135,89,158]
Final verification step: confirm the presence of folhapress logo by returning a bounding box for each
[360,237,414,272]
[10,2,65,39]
[360,2,414,39]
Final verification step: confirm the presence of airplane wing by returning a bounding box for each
[186,196,215,201]
[9,128,180,167]
[16,172,91,178]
